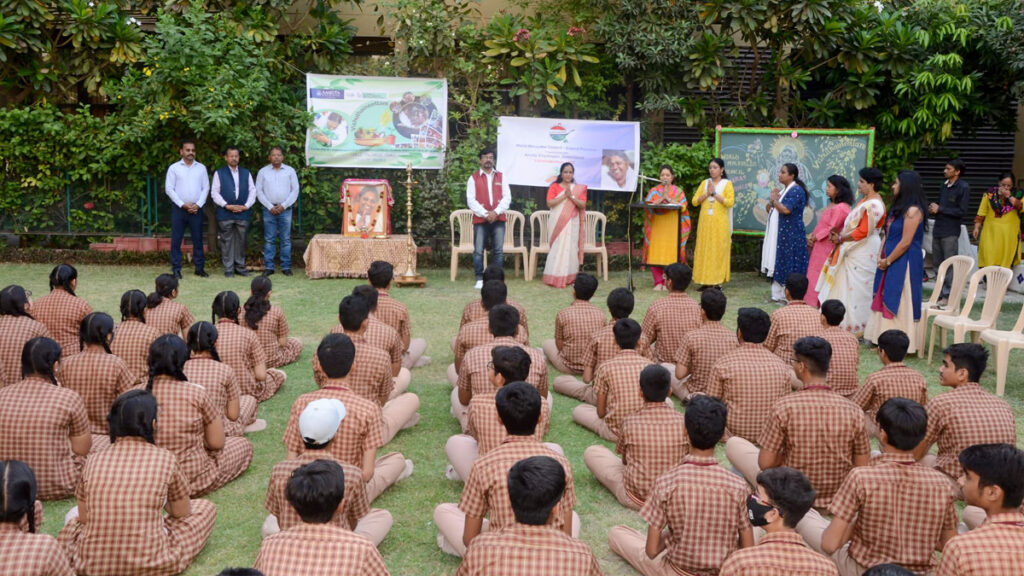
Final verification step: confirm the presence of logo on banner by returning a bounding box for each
[548,123,573,142]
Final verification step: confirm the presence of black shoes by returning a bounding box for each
[282,269,293,276]
[236,270,251,277]
[172,270,183,279]
[262,270,275,277]
[194,269,209,278]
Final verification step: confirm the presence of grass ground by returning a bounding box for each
[3,261,1022,575]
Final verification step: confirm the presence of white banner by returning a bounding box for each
[496,117,641,192]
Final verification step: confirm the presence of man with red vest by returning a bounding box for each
[466,148,511,289]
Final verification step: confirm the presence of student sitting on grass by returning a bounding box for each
[673,287,737,400]
[212,291,285,403]
[450,281,529,385]
[145,273,196,337]
[368,260,428,369]
[0,460,74,576]
[765,273,823,365]
[818,299,861,396]
[111,289,161,385]
[0,284,51,387]
[183,321,262,436]
[32,264,92,356]
[850,329,927,439]
[460,264,531,344]
[243,276,302,369]
[542,272,603,376]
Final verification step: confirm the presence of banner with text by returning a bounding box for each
[305,74,448,169]
[496,117,641,192]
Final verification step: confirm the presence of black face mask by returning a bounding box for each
[747,494,775,527]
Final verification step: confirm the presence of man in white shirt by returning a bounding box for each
[256,146,300,277]
[165,138,210,278]
[600,150,637,191]
[466,148,511,289]
[211,146,257,277]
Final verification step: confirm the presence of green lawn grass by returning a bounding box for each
[3,262,1022,576]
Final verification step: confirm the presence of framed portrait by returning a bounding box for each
[340,179,394,237]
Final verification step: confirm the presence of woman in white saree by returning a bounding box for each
[542,162,588,288]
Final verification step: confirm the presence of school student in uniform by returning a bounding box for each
[608,395,753,576]
[145,273,196,337]
[367,261,428,369]
[450,281,529,385]
[212,291,285,403]
[243,276,302,369]
[543,272,603,375]
[819,299,860,396]
[673,287,738,400]
[58,389,217,576]
[0,284,51,387]
[640,263,701,379]
[111,289,161,385]
[0,337,90,500]
[850,329,927,439]
[349,285,409,389]
[765,274,823,364]
[32,264,92,356]
[183,321,262,437]
[0,460,75,576]
[262,399,393,546]
[461,265,531,344]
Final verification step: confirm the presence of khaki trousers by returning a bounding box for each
[261,508,394,546]
[382,393,420,445]
[366,452,407,502]
[393,368,411,398]
[553,375,597,405]
[446,434,565,482]
[447,362,459,387]
[543,339,578,375]
[584,445,640,510]
[724,436,761,489]
[434,503,581,558]
[451,388,470,431]
[607,525,680,576]
[659,362,683,400]
[572,404,618,442]
[401,338,428,369]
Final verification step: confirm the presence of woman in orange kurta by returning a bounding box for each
[643,165,691,290]
[543,162,588,288]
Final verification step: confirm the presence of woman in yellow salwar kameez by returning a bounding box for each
[643,165,691,290]
[691,158,735,288]
[973,172,1022,269]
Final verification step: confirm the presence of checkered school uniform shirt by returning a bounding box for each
[145,298,195,337]
[922,383,1017,480]
[0,376,89,499]
[673,320,738,394]
[829,452,958,572]
[332,319,404,369]
[936,512,1024,576]
[821,325,860,395]
[57,349,138,434]
[375,290,411,346]
[183,356,247,437]
[765,301,823,364]
[850,362,928,420]
[581,321,653,378]
[346,337,394,406]
[250,305,298,368]
[0,523,74,576]
[707,343,793,441]
[215,318,269,400]
[282,385,385,467]
[593,350,651,436]
[759,386,870,508]
[457,336,548,398]
[0,315,50,386]
[454,317,529,372]
[60,437,211,576]
[32,289,92,356]
[718,531,839,575]
[264,451,369,532]
[460,436,576,533]
[111,318,160,385]
[553,300,606,373]
[150,374,221,495]
[467,391,550,454]
[461,297,531,340]
[618,402,689,504]
[255,523,390,576]
[640,454,750,575]
[641,292,702,363]
[456,523,602,576]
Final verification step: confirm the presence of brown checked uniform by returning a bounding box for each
[765,301,823,364]
[57,350,138,435]
[111,318,160,385]
[282,386,384,466]
[759,386,870,508]
[58,437,217,576]
[850,362,927,421]
[0,315,50,387]
[821,325,860,396]
[216,318,283,402]
[456,524,603,576]
[330,318,404,369]
[921,382,1016,481]
[460,437,576,533]
[581,321,653,378]
[641,292,702,363]
[618,402,689,504]
[828,452,958,573]
[145,298,195,337]
[454,317,529,372]
[255,523,390,576]
[375,290,411,347]
[32,290,92,357]
[936,512,1024,576]
[251,305,302,368]
[461,297,531,340]
[342,337,394,406]
[184,357,257,437]
[466,392,550,454]
[150,374,253,496]
[707,342,793,441]
[553,300,606,374]
[0,376,89,500]
[673,320,738,395]
[264,452,369,532]
[592,350,650,437]
[458,337,548,399]
[0,523,74,576]
[718,531,838,576]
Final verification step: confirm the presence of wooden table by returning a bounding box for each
[303,234,417,279]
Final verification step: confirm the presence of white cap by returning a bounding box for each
[298,398,346,445]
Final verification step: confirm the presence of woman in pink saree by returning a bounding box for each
[804,175,853,307]
[543,162,588,288]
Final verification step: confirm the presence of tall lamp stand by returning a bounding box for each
[395,163,427,287]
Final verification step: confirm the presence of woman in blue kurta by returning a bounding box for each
[864,170,926,352]
[761,163,809,302]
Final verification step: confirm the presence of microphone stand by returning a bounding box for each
[626,174,666,293]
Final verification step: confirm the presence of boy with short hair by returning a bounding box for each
[641,263,701,374]
[456,456,602,576]
[451,280,529,384]
[819,299,860,395]
[584,364,688,510]
[572,319,651,442]
[719,467,838,575]
[608,395,752,575]
[765,273,823,364]
[673,287,737,399]
[850,329,927,438]
[913,343,1015,492]
[255,460,390,575]
[936,443,1024,576]
[345,285,407,384]
[459,265,530,340]
[367,260,427,369]
[815,398,958,574]
[543,273,605,375]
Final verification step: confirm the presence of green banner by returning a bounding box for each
[305,74,448,169]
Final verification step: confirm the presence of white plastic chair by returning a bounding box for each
[979,303,1024,396]
[928,266,1013,363]
[484,210,528,279]
[917,255,974,358]
[449,210,475,281]
[527,210,551,282]
[583,211,609,281]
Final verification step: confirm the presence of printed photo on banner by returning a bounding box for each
[340,179,394,237]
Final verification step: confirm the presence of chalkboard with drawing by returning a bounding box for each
[714,127,875,235]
